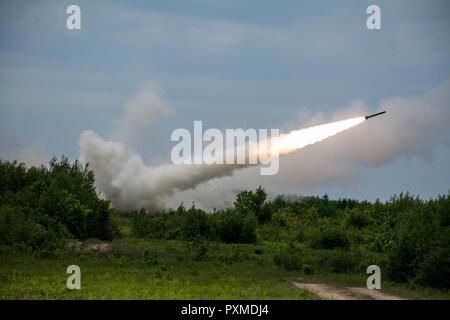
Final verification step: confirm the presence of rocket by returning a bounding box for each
[365,111,386,120]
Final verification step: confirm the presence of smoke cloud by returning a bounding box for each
[113,82,172,144]
[79,79,450,211]
[79,84,238,211]
[79,130,237,211]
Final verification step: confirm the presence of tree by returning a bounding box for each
[234,186,270,223]
[0,157,117,255]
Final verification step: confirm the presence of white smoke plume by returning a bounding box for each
[113,82,172,144]
[80,83,239,211]
[79,79,450,211]
[79,130,237,211]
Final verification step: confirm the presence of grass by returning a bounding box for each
[0,239,317,300]
[1,238,448,300]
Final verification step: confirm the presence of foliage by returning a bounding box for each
[182,208,213,240]
[310,225,349,250]
[0,157,116,256]
[234,186,271,223]
[273,243,303,271]
[386,194,450,289]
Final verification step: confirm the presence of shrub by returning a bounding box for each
[143,249,158,265]
[234,186,270,223]
[273,243,303,271]
[319,250,361,274]
[218,211,257,243]
[218,212,243,243]
[132,210,167,239]
[182,208,212,240]
[0,205,65,257]
[415,245,450,289]
[131,210,152,238]
[256,224,281,242]
[38,184,90,239]
[0,157,116,255]
[386,198,450,289]
[254,247,264,255]
[344,208,371,229]
[310,226,349,250]
[185,238,209,261]
[240,212,257,243]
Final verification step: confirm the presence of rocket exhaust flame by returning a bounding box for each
[258,116,367,159]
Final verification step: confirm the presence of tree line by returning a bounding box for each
[0,158,449,290]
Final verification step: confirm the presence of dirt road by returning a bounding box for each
[293,281,406,300]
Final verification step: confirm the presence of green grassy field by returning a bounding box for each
[1,239,448,300]
[0,239,318,300]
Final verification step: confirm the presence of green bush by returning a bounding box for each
[143,249,158,265]
[186,238,209,261]
[0,205,65,257]
[132,210,168,239]
[310,226,349,250]
[344,208,371,229]
[319,250,361,274]
[387,196,450,289]
[240,212,257,243]
[416,245,450,289]
[256,224,281,242]
[254,247,264,255]
[0,157,116,255]
[218,211,257,243]
[182,208,213,240]
[234,186,271,223]
[273,243,303,271]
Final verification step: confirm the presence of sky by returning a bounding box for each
[1,0,450,208]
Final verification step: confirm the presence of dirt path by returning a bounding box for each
[293,281,406,300]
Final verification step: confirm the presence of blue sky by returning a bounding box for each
[1,0,449,204]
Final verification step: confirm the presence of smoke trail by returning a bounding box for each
[79,116,365,211]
